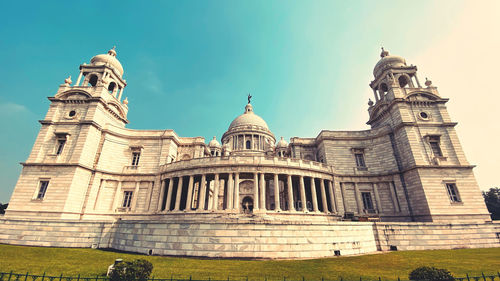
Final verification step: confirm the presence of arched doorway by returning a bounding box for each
[242,196,254,214]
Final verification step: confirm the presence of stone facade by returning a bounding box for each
[1,47,498,258]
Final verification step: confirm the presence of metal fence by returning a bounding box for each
[1,272,500,281]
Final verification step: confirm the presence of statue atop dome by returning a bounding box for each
[247,93,252,104]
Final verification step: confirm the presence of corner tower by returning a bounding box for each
[366,48,490,222]
[6,48,130,219]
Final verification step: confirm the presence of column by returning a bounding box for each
[259,173,266,211]
[145,180,156,212]
[186,176,194,211]
[273,174,281,211]
[299,176,306,212]
[212,173,220,211]
[198,174,207,210]
[414,74,422,88]
[389,181,401,213]
[373,183,382,213]
[373,89,379,102]
[131,181,140,210]
[310,178,319,212]
[227,174,234,209]
[174,176,183,211]
[253,173,259,211]
[353,182,362,214]
[234,173,240,211]
[112,181,122,211]
[408,75,415,87]
[320,179,328,213]
[76,70,83,86]
[164,178,174,212]
[327,180,337,213]
[157,180,166,211]
[118,88,124,101]
[340,182,347,213]
[287,175,294,212]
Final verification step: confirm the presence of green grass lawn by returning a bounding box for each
[0,244,499,281]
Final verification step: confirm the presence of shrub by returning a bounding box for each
[409,266,454,281]
[110,259,153,281]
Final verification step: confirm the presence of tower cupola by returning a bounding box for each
[276,136,289,157]
[369,48,423,105]
[53,47,130,127]
[208,136,222,156]
[90,47,124,77]
[70,47,128,104]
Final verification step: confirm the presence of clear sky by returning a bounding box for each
[1,0,499,202]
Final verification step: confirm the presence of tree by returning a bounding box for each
[409,266,454,281]
[0,203,8,215]
[109,259,153,281]
[482,187,500,220]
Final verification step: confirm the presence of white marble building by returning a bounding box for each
[0,48,498,258]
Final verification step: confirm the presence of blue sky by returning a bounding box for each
[1,0,499,202]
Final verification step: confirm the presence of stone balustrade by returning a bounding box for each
[159,155,332,175]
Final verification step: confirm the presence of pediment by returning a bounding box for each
[56,90,92,100]
[107,101,126,119]
[406,91,440,102]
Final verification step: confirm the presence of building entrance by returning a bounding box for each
[242,196,254,213]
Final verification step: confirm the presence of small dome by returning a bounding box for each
[208,136,221,148]
[276,137,288,148]
[90,47,124,76]
[228,103,270,131]
[373,48,406,77]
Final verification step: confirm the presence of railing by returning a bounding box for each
[159,155,331,174]
[1,272,499,281]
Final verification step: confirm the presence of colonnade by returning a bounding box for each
[74,70,125,101]
[231,134,268,151]
[157,172,337,214]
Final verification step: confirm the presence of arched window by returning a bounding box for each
[108,82,116,94]
[88,75,98,87]
[398,75,409,88]
[246,140,251,149]
[379,83,388,93]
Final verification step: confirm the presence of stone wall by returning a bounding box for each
[0,218,113,248]
[373,221,500,251]
[1,217,498,259]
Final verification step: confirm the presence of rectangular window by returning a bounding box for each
[429,136,443,156]
[122,191,133,208]
[355,153,366,167]
[56,139,66,155]
[131,152,141,166]
[361,192,374,210]
[37,181,49,199]
[446,183,461,202]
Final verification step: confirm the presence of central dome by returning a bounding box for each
[228,103,270,131]
[222,102,275,153]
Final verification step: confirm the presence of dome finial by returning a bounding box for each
[380,47,389,58]
[247,93,252,104]
[108,46,117,57]
[64,75,72,86]
[425,77,433,87]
